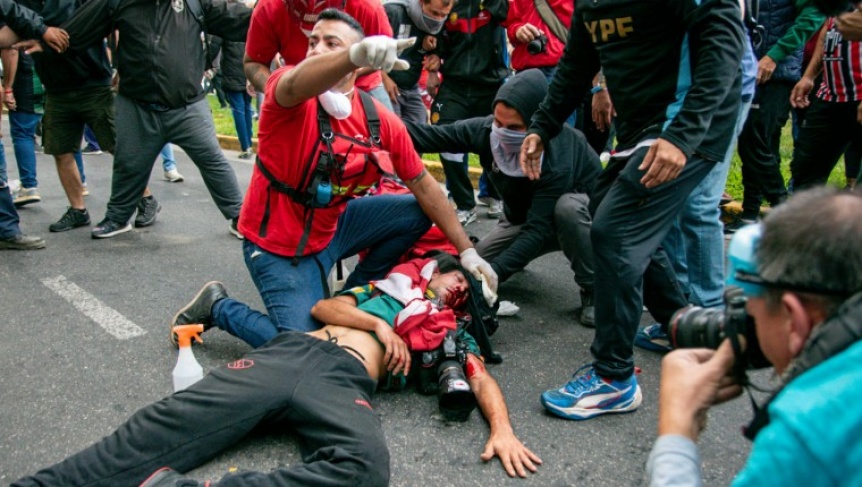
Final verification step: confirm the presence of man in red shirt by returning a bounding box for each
[182,9,497,341]
[244,0,395,110]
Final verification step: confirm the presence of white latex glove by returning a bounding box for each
[348,36,416,73]
[460,248,499,306]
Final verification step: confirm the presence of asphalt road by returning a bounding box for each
[1,137,759,485]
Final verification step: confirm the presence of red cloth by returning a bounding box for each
[238,67,425,257]
[245,0,392,92]
[504,0,573,72]
[373,258,456,351]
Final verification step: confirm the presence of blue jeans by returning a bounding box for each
[160,144,176,171]
[662,100,752,308]
[0,181,22,239]
[0,137,6,183]
[225,90,253,152]
[9,111,43,188]
[83,124,101,151]
[75,151,86,184]
[213,194,432,346]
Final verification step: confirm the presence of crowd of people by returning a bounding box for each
[2,0,862,484]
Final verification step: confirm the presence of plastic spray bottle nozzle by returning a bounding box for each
[173,324,204,347]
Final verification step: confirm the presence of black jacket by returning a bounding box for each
[407,118,600,282]
[383,2,436,90]
[62,0,250,108]
[436,0,509,87]
[0,0,47,40]
[17,0,112,94]
[529,0,745,162]
[208,35,246,92]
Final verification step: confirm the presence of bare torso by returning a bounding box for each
[307,325,387,381]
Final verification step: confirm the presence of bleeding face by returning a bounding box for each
[428,270,469,310]
[285,0,347,35]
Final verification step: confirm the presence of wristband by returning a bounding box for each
[590,84,606,94]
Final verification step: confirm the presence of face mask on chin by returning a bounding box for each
[318,89,353,120]
[490,124,539,177]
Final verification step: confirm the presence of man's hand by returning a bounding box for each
[481,431,543,478]
[381,72,400,104]
[12,39,43,55]
[514,23,542,44]
[348,36,415,72]
[518,133,544,180]
[791,76,814,109]
[836,9,862,41]
[42,27,69,53]
[592,89,615,131]
[459,248,498,305]
[658,341,742,441]
[639,138,687,189]
[425,70,440,98]
[423,53,441,72]
[3,90,16,111]
[756,55,777,85]
[422,35,437,51]
[374,321,411,376]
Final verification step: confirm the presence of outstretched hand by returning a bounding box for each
[459,248,498,305]
[375,321,411,376]
[481,431,543,478]
[348,36,416,72]
[518,133,544,180]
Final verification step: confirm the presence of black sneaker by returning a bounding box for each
[723,217,756,236]
[228,217,244,240]
[49,207,91,232]
[579,288,595,328]
[91,218,132,239]
[134,195,161,228]
[170,281,228,346]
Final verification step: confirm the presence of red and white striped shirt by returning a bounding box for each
[816,18,862,102]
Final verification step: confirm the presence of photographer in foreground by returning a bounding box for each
[647,187,862,486]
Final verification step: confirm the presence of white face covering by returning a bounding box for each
[318,89,353,120]
[490,124,541,177]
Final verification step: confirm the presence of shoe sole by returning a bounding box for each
[164,175,185,182]
[170,281,222,347]
[91,223,133,239]
[459,214,477,226]
[228,226,244,240]
[0,240,46,250]
[541,386,643,420]
[634,336,672,353]
[134,204,162,228]
[13,197,41,208]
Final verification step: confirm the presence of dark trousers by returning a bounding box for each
[14,333,388,487]
[790,97,862,190]
[737,80,793,219]
[431,80,501,211]
[588,146,713,380]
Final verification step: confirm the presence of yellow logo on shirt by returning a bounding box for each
[584,17,634,43]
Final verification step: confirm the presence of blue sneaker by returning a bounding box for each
[634,323,672,353]
[541,365,642,420]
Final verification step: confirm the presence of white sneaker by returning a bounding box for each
[456,209,476,226]
[477,196,494,207]
[488,199,503,219]
[164,169,185,183]
[14,187,41,207]
[82,182,90,197]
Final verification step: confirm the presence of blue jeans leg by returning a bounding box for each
[0,182,21,238]
[0,136,6,183]
[329,194,432,288]
[161,144,176,172]
[9,111,42,188]
[663,100,752,308]
[75,151,86,184]
[226,90,252,151]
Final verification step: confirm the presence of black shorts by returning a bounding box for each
[43,85,115,155]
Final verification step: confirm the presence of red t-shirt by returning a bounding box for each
[239,66,426,257]
[245,0,392,92]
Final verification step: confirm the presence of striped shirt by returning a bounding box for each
[817,18,862,102]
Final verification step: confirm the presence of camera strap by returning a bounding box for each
[532,0,568,45]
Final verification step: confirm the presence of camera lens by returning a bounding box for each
[437,360,476,422]
[669,306,727,349]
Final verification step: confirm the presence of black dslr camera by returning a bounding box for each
[527,33,549,55]
[669,287,771,376]
[415,329,477,422]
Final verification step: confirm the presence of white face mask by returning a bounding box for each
[490,124,539,177]
[318,89,353,120]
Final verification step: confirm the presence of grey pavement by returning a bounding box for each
[1,137,757,485]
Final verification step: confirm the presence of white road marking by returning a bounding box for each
[41,275,146,340]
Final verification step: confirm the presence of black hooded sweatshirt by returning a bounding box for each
[406,69,601,282]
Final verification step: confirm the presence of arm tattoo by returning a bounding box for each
[406,169,427,186]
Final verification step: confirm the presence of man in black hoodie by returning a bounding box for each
[407,70,601,326]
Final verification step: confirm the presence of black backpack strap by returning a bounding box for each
[358,90,381,147]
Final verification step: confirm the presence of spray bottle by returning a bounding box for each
[172,324,204,392]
